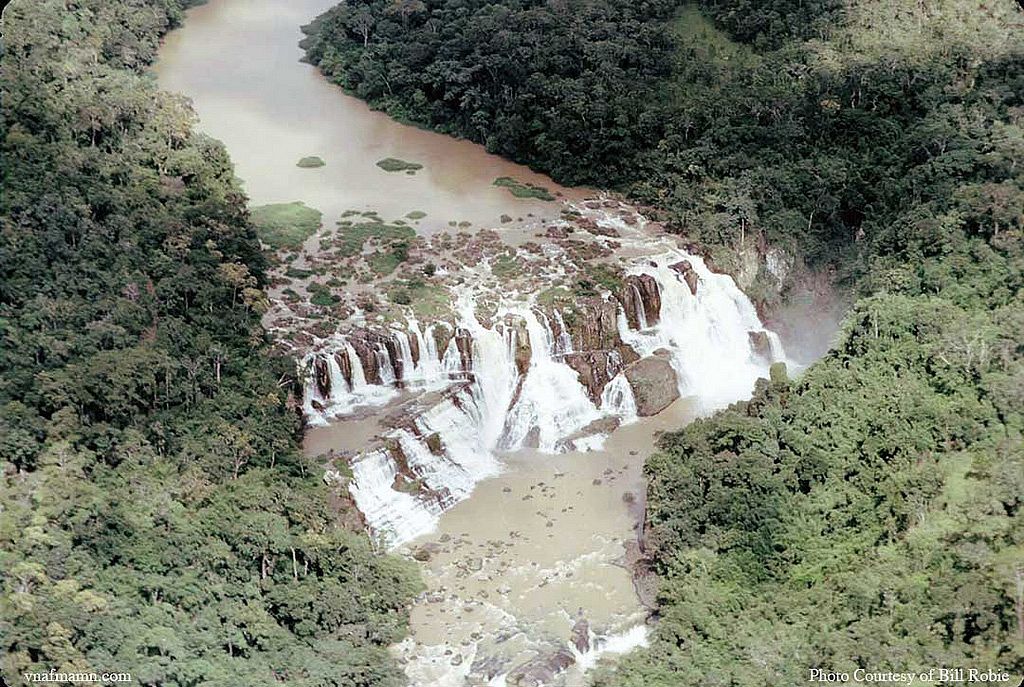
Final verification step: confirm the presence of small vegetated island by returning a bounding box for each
[296,155,326,168]
[376,157,423,173]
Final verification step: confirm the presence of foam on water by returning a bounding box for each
[309,250,787,546]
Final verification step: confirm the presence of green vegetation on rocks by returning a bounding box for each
[375,157,423,173]
[251,201,323,250]
[333,220,415,260]
[493,176,555,201]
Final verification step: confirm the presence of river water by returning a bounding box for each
[154,0,580,233]
[155,2,720,684]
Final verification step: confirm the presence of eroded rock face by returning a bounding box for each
[623,352,679,416]
[562,298,623,351]
[509,318,532,375]
[454,327,474,371]
[556,416,621,452]
[563,351,618,402]
[669,259,699,295]
[336,349,353,388]
[407,330,421,367]
[313,356,331,397]
[432,325,453,362]
[552,299,638,403]
[348,332,385,385]
[383,337,404,381]
[507,647,576,687]
[470,655,508,682]
[618,274,661,329]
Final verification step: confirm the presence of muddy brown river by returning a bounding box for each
[154,0,581,233]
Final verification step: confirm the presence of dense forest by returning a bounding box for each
[301,0,1024,683]
[0,1,419,686]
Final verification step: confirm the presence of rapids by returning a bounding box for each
[305,247,785,548]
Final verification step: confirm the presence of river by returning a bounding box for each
[154,0,581,234]
[155,2,782,685]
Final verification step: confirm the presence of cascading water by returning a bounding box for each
[499,307,603,452]
[600,373,638,423]
[617,252,784,412]
[309,250,786,546]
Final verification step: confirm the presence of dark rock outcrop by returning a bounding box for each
[669,259,699,295]
[571,617,591,654]
[748,330,772,361]
[454,327,474,371]
[383,337,404,381]
[563,299,625,352]
[563,350,625,402]
[432,324,453,362]
[509,318,532,375]
[507,648,576,687]
[336,349,353,388]
[407,330,420,367]
[623,352,679,416]
[617,274,661,329]
[556,416,621,452]
[313,355,331,397]
[349,332,385,385]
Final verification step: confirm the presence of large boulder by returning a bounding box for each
[555,416,621,452]
[507,647,576,686]
[669,259,699,295]
[554,299,622,352]
[571,617,591,653]
[623,353,679,416]
[508,317,532,375]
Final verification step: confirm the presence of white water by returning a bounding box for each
[499,307,603,452]
[600,373,638,423]
[572,624,651,675]
[617,252,784,412]
[308,250,785,546]
[302,339,397,425]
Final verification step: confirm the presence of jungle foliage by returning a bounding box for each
[0,1,419,685]
[302,0,1024,682]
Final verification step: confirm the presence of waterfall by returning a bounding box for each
[500,307,603,452]
[302,318,468,425]
[616,252,780,412]
[394,318,450,389]
[345,339,368,388]
[375,342,397,386]
[343,300,608,545]
[629,284,648,330]
[315,250,787,546]
[545,310,574,356]
[348,446,439,545]
[301,338,398,424]
[600,373,638,423]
